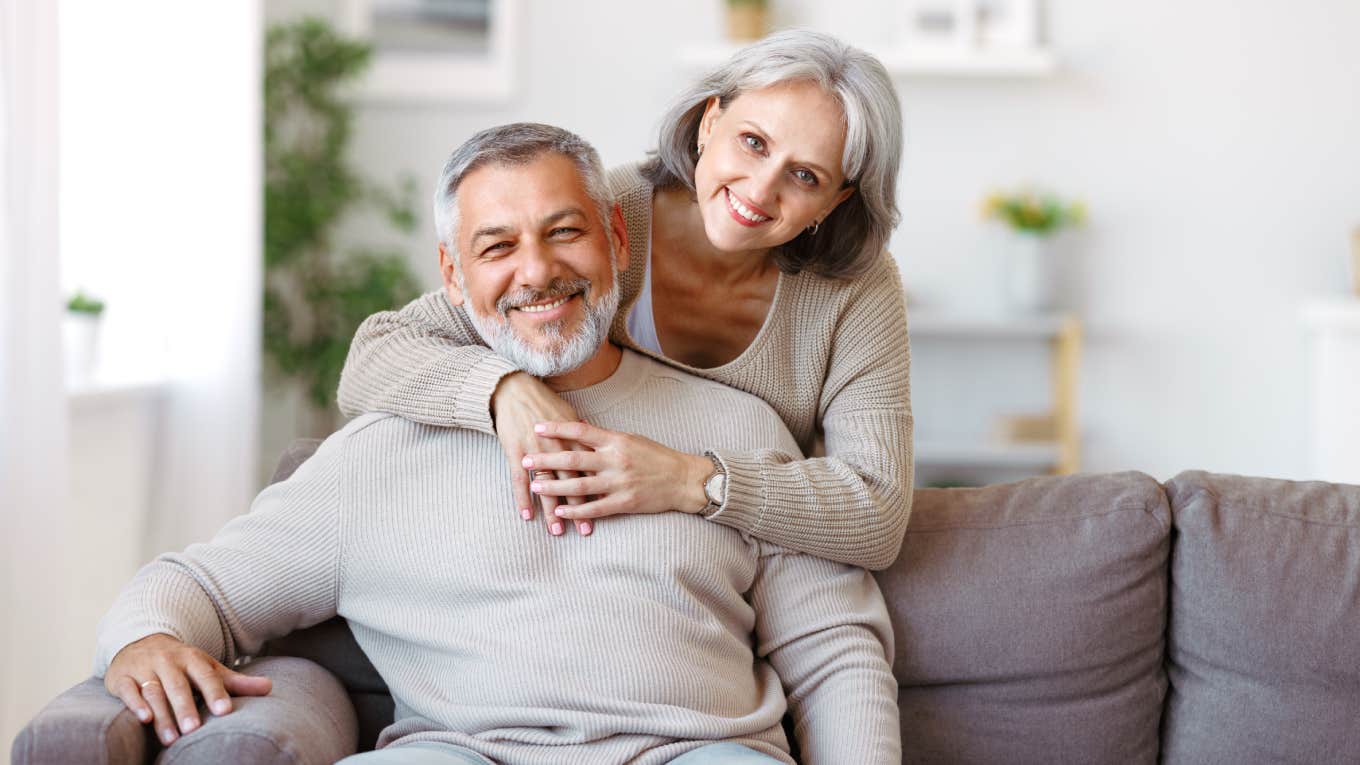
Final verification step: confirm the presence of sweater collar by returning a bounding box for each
[557,348,650,418]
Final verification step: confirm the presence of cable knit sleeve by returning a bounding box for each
[706,255,914,570]
[336,290,520,434]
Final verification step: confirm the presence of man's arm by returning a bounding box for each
[750,545,900,764]
[94,428,348,745]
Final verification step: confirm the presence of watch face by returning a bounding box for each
[705,472,726,503]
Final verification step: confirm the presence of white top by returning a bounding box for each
[624,235,664,355]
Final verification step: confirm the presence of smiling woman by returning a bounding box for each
[336,30,913,570]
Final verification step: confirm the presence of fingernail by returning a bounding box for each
[554,507,566,517]
[162,730,176,744]
[181,717,196,732]
[520,508,532,520]
[136,709,151,722]
[534,424,546,433]
[521,456,533,468]
[213,699,229,714]
[580,521,593,535]
[530,482,541,493]
[550,522,563,535]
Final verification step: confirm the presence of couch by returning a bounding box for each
[12,440,1360,764]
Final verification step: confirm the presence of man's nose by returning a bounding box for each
[515,237,557,287]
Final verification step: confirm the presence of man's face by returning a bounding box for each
[439,153,629,377]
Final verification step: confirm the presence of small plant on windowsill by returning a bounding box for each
[64,289,106,383]
[981,189,1086,237]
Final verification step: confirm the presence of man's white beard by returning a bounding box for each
[462,269,619,378]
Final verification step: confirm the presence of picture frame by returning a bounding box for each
[339,0,519,103]
[900,0,976,50]
[976,0,1039,48]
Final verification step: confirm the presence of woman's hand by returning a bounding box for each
[491,372,595,536]
[523,421,715,520]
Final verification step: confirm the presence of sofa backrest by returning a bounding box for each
[875,471,1171,764]
[1161,471,1360,762]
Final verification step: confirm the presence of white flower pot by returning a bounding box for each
[63,313,101,384]
[1005,233,1056,313]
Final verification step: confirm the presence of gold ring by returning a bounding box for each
[140,679,160,689]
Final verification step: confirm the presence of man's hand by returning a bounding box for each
[104,633,272,746]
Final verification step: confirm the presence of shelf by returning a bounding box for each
[678,44,1057,78]
[915,439,1060,469]
[909,311,1074,339]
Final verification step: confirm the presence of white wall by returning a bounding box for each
[267,0,1360,482]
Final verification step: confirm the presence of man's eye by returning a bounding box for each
[742,134,765,153]
[793,169,819,187]
[482,241,512,255]
[549,227,581,238]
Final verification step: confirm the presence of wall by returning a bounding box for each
[264,0,1360,481]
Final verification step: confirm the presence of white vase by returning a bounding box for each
[62,314,101,384]
[1005,232,1055,313]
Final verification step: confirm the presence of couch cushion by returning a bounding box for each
[1162,471,1360,763]
[876,472,1170,764]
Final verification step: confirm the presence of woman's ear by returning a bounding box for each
[697,96,723,148]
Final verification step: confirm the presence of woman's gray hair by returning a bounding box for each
[433,122,612,250]
[642,30,902,278]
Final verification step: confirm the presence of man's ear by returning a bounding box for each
[697,96,723,149]
[609,203,630,273]
[438,242,464,307]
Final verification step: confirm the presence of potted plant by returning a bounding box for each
[64,289,105,383]
[981,188,1086,312]
[726,0,770,42]
[264,19,421,435]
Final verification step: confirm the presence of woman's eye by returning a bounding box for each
[742,134,765,153]
[793,169,819,186]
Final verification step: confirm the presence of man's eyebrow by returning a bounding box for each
[469,225,512,249]
[541,207,588,227]
[740,120,835,180]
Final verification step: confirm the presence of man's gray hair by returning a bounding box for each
[642,30,903,279]
[433,123,612,250]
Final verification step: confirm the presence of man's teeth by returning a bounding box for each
[727,189,770,223]
[517,295,572,313]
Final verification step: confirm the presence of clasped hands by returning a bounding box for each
[494,372,713,537]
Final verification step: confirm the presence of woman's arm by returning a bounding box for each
[337,290,590,533]
[708,256,914,570]
[337,290,520,433]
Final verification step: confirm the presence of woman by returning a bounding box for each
[337,30,912,569]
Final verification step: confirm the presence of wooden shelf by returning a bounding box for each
[678,44,1057,78]
[916,439,1060,469]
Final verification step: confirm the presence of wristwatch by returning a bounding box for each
[699,453,727,517]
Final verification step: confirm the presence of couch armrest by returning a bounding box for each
[12,656,358,765]
[11,676,150,765]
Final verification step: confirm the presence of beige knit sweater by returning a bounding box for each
[338,163,915,569]
[95,351,900,764]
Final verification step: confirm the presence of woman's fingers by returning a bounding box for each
[109,674,153,723]
[137,678,180,745]
[531,473,610,499]
[548,495,633,521]
[522,449,604,473]
[534,420,616,448]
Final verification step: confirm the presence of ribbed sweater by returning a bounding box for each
[337,162,915,569]
[95,350,900,765]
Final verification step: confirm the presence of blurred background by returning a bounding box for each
[4,0,1359,745]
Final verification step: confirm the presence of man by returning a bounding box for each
[95,123,899,765]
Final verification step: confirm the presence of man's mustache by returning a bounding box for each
[496,278,591,317]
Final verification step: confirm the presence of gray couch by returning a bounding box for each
[13,440,1360,764]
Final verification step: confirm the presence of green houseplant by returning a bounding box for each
[63,289,106,383]
[264,18,420,432]
[980,188,1087,313]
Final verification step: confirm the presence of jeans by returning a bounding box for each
[337,741,785,764]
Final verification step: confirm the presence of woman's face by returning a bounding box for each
[693,80,856,254]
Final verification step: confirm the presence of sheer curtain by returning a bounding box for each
[0,0,77,744]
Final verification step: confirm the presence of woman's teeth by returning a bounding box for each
[518,295,572,313]
[727,189,770,223]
